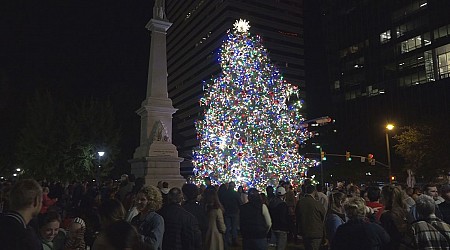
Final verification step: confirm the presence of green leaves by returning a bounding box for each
[16,90,120,181]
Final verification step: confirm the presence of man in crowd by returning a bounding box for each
[411,194,450,249]
[221,181,242,247]
[295,184,326,250]
[0,179,43,250]
[269,186,290,250]
[438,184,450,224]
[158,187,202,250]
[411,183,443,220]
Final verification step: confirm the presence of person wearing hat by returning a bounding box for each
[438,184,450,224]
[268,186,290,250]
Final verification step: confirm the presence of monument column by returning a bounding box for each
[130,1,185,188]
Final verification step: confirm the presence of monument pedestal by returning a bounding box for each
[131,141,185,188]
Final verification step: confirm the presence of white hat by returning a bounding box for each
[276,186,286,196]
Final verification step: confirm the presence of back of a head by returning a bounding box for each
[329,191,347,212]
[182,183,199,201]
[315,184,323,193]
[343,197,366,219]
[247,188,262,204]
[99,199,126,227]
[416,194,436,218]
[367,186,381,202]
[9,179,42,211]
[228,181,236,190]
[167,187,183,204]
[305,184,316,195]
[266,186,274,196]
[381,185,405,210]
[103,220,143,250]
[162,182,169,189]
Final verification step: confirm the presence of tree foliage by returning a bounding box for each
[17,90,121,181]
[394,119,450,181]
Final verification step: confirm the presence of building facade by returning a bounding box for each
[165,0,305,172]
[319,0,450,167]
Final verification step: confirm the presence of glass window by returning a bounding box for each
[380,30,391,44]
[401,36,422,53]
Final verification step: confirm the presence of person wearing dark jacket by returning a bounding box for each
[0,179,43,250]
[295,185,326,250]
[331,197,390,250]
[158,187,202,250]
[269,186,290,250]
[240,188,272,250]
[181,183,208,242]
[221,181,242,247]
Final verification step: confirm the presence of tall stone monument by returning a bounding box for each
[130,0,185,188]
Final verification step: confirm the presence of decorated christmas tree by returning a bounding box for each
[193,19,315,190]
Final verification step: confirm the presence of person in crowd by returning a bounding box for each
[131,185,164,250]
[38,211,66,250]
[65,217,86,250]
[221,181,242,247]
[92,220,146,250]
[158,187,202,250]
[40,187,58,214]
[410,183,443,220]
[268,186,290,250]
[283,182,297,242]
[379,185,412,250]
[182,183,208,242]
[238,186,248,204]
[411,194,450,249]
[438,184,450,224]
[0,179,43,250]
[412,186,422,201]
[159,182,170,206]
[240,188,272,250]
[266,186,275,205]
[347,185,361,198]
[295,184,326,250]
[365,186,384,222]
[117,174,134,202]
[331,197,390,250]
[204,177,212,188]
[316,184,328,213]
[125,178,146,222]
[92,199,126,248]
[325,191,347,243]
[203,186,226,250]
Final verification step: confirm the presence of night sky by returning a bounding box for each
[1,1,327,172]
[1,0,156,168]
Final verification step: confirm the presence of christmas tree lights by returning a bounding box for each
[193,19,315,190]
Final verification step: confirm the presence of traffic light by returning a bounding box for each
[368,154,375,165]
[345,151,352,161]
[321,151,326,161]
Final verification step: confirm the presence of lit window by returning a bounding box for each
[400,36,422,53]
[380,30,391,44]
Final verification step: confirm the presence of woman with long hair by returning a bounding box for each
[203,186,226,250]
[325,191,347,243]
[380,185,413,250]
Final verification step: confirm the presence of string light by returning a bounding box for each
[193,20,315,190]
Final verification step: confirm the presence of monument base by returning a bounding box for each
[129,155,186,188]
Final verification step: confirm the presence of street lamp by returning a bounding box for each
[316,145,324,186]
[385,124,394,184]
[97,151,105,183]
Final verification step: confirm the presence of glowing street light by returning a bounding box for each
[16,168,21,172]
[385,124,395,183]
[97,151,105,183]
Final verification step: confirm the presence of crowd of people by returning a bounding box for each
[1,175,450,250]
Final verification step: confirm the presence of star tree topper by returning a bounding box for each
[233,19,250,33]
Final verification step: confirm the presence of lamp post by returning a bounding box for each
[316,145,324,186]
[385,124,394,184]
[97,151,105,184]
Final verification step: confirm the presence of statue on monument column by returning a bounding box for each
[153,0,167,20]
[151,120,170,143]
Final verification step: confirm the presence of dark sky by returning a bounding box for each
[1,1,327,170]
[1,0,156,167]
